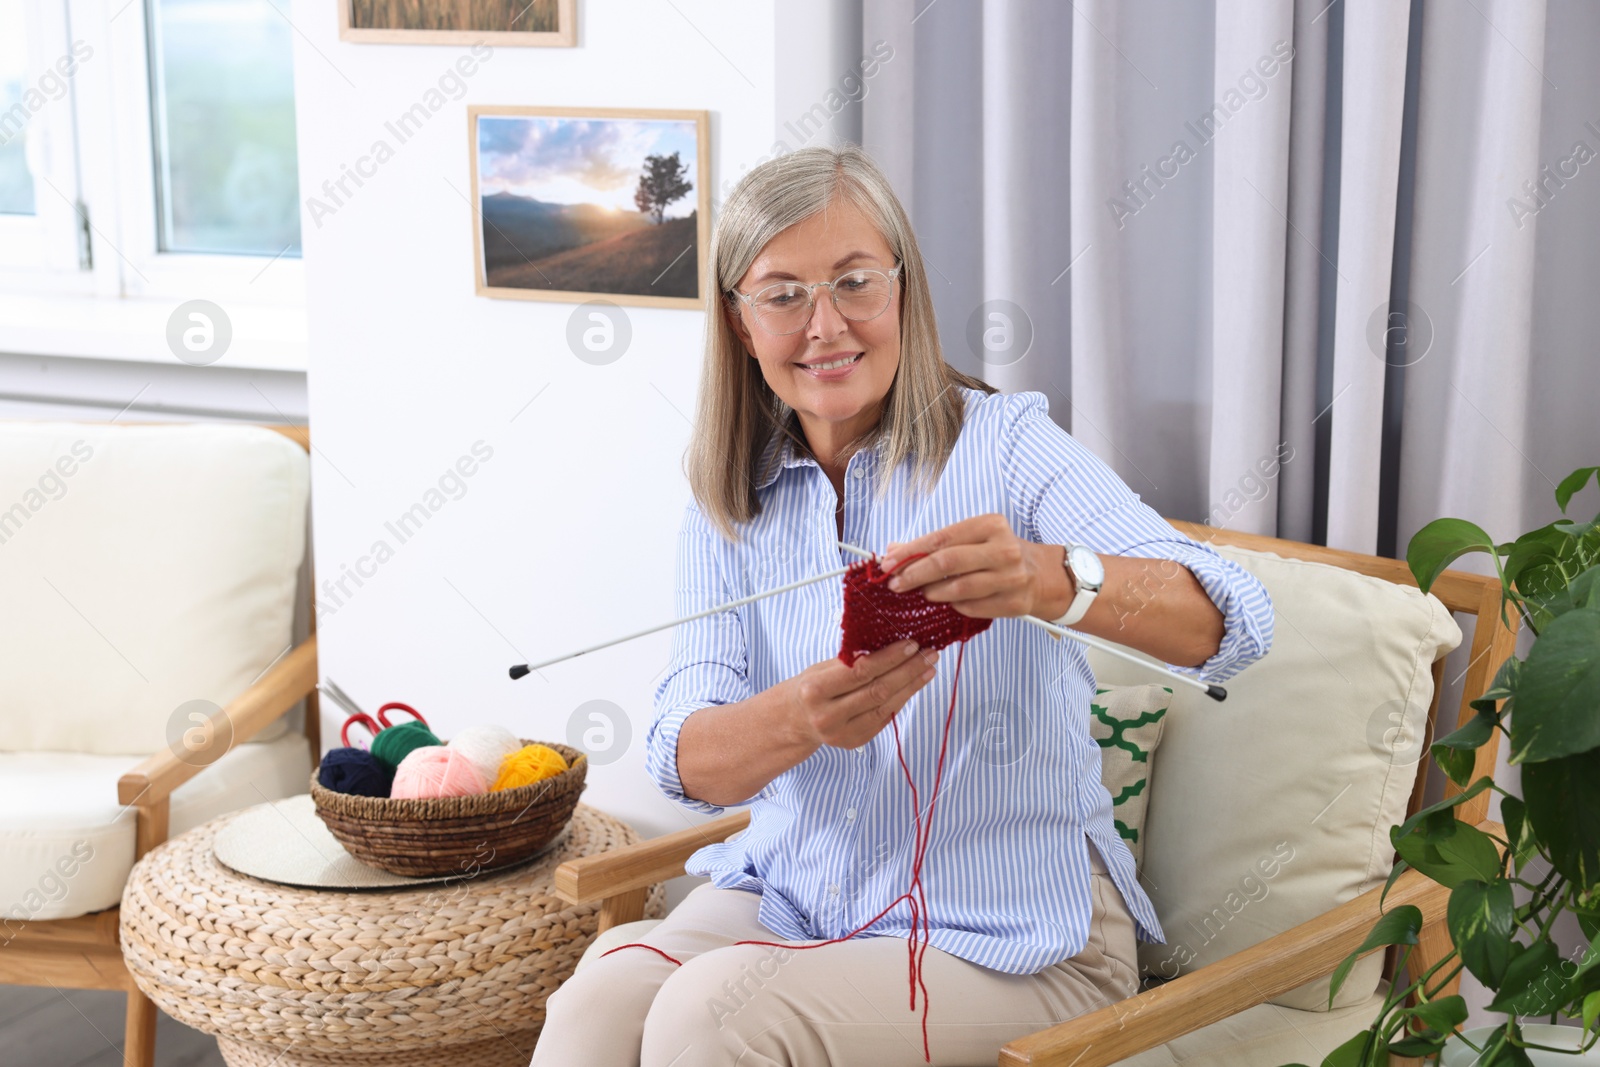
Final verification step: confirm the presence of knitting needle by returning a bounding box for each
[510,541,1226,701]
[835,541,1227,702]
[509,562,856,677]
[318,678,370,719]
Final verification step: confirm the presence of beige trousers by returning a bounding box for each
[529,847,1139,1067]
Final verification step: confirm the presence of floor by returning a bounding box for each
[0,986,224,1067]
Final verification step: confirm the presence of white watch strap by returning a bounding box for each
[1053,550,1097,627]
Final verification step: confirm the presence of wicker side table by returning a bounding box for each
[120,803,664,1067]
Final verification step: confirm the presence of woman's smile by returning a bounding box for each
[797,351,864,380]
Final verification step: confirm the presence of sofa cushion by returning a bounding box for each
[0,731,312,922]
[1085,544,1461,1011]
[0,422,308,755]
[1089,684,1171,871]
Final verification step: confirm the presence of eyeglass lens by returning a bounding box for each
[750,270,895,334]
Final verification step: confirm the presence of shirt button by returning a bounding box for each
[853,468,866,479]
[845,808,857,821]
[829,883,840,895]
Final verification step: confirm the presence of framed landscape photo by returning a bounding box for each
[339,0,576,46]
[468,106,710,309]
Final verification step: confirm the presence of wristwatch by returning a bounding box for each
[1049,543,1104,628]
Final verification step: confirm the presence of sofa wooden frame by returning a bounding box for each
[0,424,320,1067]
[550,521,1519,1067]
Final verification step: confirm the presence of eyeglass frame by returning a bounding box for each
[727,261,904,335]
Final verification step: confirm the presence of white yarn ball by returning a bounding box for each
[447,724,523,783]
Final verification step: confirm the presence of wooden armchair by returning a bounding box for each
[0,423,321,1067]
[551,522,1517,1066]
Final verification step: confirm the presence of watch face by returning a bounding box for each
[1069,545,1104,588]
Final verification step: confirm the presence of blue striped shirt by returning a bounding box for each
[647,387,1274,974]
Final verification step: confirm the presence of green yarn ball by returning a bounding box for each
[369,720,442,770]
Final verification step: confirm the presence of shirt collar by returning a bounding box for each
[754,426,889,491]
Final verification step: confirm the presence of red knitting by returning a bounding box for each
[602,552,988,1063]
[839,553,993,666]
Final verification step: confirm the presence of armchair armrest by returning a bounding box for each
[999,865,1452,1066]
[118,635,318,807]
[553,811,750,906]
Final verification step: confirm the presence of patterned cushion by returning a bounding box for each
[1089,684,1172,871]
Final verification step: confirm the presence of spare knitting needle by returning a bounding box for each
[509,562,855,677]
[318,677,369,719]
[835,542,1225,702]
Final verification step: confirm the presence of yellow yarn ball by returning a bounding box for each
[491,744,568,791]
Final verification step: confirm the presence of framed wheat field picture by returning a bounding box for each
[468,106,710,309]
[339,0,577,46]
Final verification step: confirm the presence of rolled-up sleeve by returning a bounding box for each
[646,501,757,816]
[999,392,1274,683]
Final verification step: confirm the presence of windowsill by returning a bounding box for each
[0,292,308,373]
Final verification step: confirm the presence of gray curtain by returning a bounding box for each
[858,0,1599,562]
[852,0,1600,1027]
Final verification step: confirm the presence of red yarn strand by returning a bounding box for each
[605,553,985,1064]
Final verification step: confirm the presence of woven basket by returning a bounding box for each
[310,740,586,877]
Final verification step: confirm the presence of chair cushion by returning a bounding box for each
[1085,544,1461,1011]
[1111,986,1390,1065]
[0,731,311,922]
[1089,684,1171,871]
[0,422,309,755]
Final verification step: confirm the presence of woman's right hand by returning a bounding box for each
[785,640,941,750]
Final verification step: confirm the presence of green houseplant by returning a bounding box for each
[1291,464,1600,1067]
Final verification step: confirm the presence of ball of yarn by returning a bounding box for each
[369,719,442,770]
[492,744,569,791]
[447,724,523,783]
[317,747,393,797]
[391,745,487,799]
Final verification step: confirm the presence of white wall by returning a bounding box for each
[289,2,781,897]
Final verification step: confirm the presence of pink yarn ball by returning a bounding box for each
[390,744,487,799]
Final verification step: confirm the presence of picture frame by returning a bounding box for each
[467,105,711,310]
[338,0,577,47]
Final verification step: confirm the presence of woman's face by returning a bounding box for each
[725,197,901,453]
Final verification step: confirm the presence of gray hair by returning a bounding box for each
[687,144,994,541]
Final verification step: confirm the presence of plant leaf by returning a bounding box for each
[1522,747,1600,887]
[1320,1029,1386,1067]
[1509,605,1600,763]
[1499,796,1538,873]
[1556,466,1600,512]
[1328,906,1422,1006]
[1432,709,1497,787]
[1393,777,1496,839]
[1408,518,1498,593]
[1394,815,1503,888]
[1447,879,1514,986]
[1584,989,1600,1035]
[1379,859,1410,909]
[1388,1034,1448,1057]
[1487,939,1568,1015]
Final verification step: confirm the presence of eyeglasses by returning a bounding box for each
[730,263,902,336]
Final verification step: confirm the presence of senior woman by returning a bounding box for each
[530,145,1273,1067]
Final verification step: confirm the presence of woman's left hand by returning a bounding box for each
[878,514,1061,621]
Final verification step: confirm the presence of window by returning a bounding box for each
[0,0,305,312]
[0,19,38,216]
[146,0,301,256]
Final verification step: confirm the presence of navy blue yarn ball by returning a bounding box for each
[318,747,393,797]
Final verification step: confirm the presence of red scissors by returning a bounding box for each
[376,702,429,729]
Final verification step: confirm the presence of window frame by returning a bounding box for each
[0,0,91,288]
[103,0,306,307]
[0,0,306,337]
